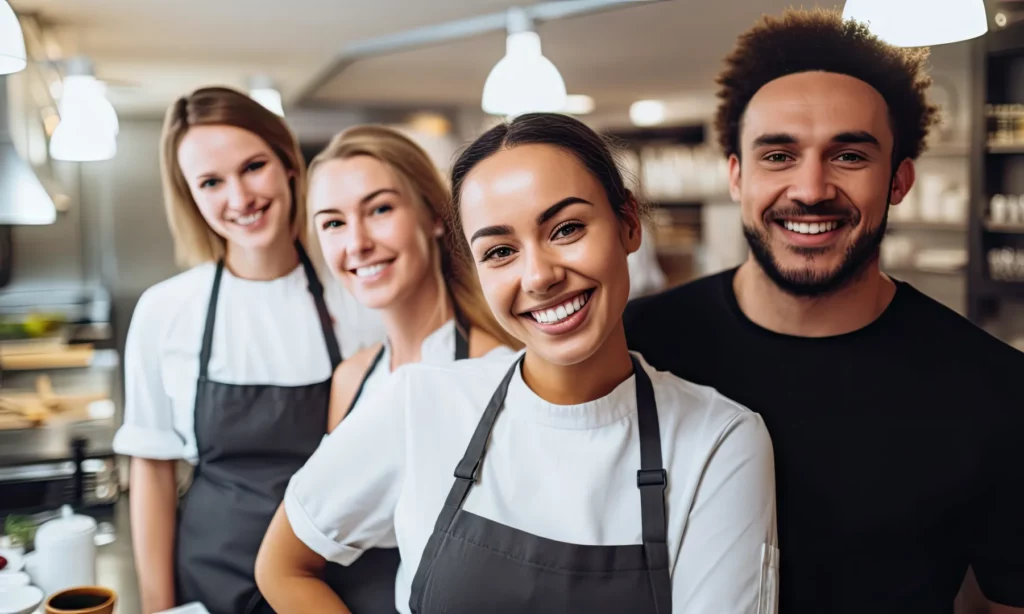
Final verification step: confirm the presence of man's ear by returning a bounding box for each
[889,158,916,206]
[728,153,742,203]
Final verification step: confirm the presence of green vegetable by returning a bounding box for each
[3,514,36,547]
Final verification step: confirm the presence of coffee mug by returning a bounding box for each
[45,585,117,614]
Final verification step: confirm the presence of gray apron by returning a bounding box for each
[175,241,341,614]
[323,314,470,614]
[408,354,673,613]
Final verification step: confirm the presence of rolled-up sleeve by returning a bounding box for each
[112,291,186,460]
[284,366,408,566]
[672,407,778,614]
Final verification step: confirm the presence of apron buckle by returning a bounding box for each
[636,468,667,488]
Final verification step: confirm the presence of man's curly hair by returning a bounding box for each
[714,8,940,165]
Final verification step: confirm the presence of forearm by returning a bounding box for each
[255,505,351,614]
[128,457,179,614]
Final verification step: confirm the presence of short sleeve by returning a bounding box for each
[671,408,778,614]
[969,404,1024,607]
[111,291,186,460]
[284,365,408,566]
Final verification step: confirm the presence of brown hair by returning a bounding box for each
[160,86,306,267]
[307,125,520,350]
[714,8,939,165]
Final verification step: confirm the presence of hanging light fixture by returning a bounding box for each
[481,7,566,117]
[49,57,119,162]
[248,75,285,116]
[842,0,988,47]
[0,0,26,74]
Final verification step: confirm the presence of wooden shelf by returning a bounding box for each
[984,221,1024,234]
[888,220,966,231]
[920,142,970,157]
[885,266,964,277]
[980,280,1024,299]
[986,143,1024,154]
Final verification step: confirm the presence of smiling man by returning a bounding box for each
[623,8,1024,614]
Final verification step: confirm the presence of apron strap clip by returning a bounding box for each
[637,468,667,488]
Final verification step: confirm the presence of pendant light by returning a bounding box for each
[481,7,566,117]
[843,0,988,47]
[49,57,119,162]
[248,75,285,116]
[0,0,26,74]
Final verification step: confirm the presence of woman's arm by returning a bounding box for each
[671,408,778,614]
[326,344,382,432]
[255,506,350,613]
[129,458,179,614]
[258,364,409,613]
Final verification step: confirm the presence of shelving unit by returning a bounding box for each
[967,2,1024,329]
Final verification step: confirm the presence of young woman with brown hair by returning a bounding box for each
[256,114,776,613]
[255,124,517,612]
[111,86,383,614]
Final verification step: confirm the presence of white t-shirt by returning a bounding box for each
[348,318,514,417]
[285,351,778,613]
[112,262,387,464]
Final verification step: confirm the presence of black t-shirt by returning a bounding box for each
[623,268,1024,614]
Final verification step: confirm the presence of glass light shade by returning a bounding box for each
[842,0,988,47]
[0,1,26,74]
[250,87,284,116]
[482,31,566,116]
[49,75,119,162]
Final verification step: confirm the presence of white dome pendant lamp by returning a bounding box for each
[481,7,566,117]
[842,0,988,47]
[0,0,27,74]
[49,57,119,162]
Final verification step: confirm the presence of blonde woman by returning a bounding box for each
[111,87,384,614]
[255,125,518,612]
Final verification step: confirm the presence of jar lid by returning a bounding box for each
[35,505,96,543]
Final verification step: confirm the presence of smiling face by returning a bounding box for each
[730,71,914,296]
[309,155,440,309]
[459,144,641,367]
[177,124,295,253]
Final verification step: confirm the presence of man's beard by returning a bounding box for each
[742,206,889,297]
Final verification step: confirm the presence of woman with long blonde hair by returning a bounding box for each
[255,125,518,612]
[111,87,384,614]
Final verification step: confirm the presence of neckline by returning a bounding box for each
[380,318,458,375]
[502,353,643,430]
[217,261,304,286]
[718,267,908,342]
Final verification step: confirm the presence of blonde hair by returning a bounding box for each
[307,125,520,350]
[160,86,307,268]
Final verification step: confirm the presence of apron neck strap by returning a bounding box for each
[198,242,344,380]
[433,354,670,557]
[295,240,343,369]
[454,307,471,361]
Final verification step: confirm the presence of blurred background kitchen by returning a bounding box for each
[0,0,1021,612]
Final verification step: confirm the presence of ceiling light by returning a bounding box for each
[842,0,988,47]
[49,58,119,162]
[482,8,566,117]
[248,76,285,116]
[562,94,595,115]
[0,1,25,75]
[630,100,665,127]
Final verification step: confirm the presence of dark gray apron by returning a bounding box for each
[408,354,672,614]
[323,313,470,614]
[175,241,341,614]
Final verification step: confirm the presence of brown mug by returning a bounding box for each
[45,586,117,614]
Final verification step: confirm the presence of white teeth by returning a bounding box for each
[355,263,388,278]
[530,292,589,324]
[233,209,265,226]
[783,220,840,234]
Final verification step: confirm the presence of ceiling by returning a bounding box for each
[10,0,974,129]
[11,0,863,118]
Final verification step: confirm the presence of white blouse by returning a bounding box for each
[112,262,387,464]
[285,351,779,613]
